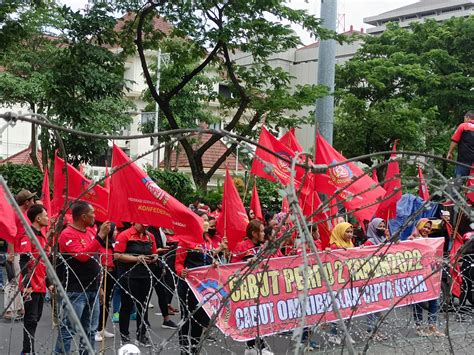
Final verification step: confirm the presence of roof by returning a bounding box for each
[161,133,246,171]
[114,13,172,34]
[0,145,42,167]
[364,0,473,25]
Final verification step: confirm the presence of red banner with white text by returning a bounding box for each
[186,238,444,341]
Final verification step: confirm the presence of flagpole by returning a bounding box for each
[101,231,109,353]
[243,174,252,203]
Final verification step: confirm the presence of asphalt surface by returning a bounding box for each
[1,288,474,354]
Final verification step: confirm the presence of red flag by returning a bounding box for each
[300,188,330,249]
[418,165,430,201]
[279,128,303,152]
[52,155,109,222]
[372,168,379,184]
[375,144,402,220]
[0,183,17,244]
[314,132,386,224]
[216,168,249,251]
[41,168,52,218]
[104,161,111,191]
[79,163,85,175]
[250,127,307,188]
[445,221,463,298]
[250,182,263,221]
[109,144,203,245]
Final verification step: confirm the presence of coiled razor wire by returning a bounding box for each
[0,112,473,354]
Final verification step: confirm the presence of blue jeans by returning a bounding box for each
[455,163,471,178]
[412,299,439,325]
[54,291,99,354]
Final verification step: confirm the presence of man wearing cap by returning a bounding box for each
[3,189,36,320]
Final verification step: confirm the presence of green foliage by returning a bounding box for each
[141,37,219,135]
[0,3,133,166]
[243,177,281,213]
[145,166,194,202]
[335,18,474,166]
[119,0,334,189]
[0,163,43,195]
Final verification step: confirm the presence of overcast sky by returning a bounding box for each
[61,0,417,44]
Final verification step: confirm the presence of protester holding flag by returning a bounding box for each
[114,223,158,346]
[175,213,226,355]
[4,189,36,321]
[20,204,53,354]
[95,223,118,342]
[409,219,444,337]
[54,201,111,354]
[232,220,265,263]
[232,220,274,355]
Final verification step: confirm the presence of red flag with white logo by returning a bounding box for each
[314,133,386,224]
[108,144,203,245]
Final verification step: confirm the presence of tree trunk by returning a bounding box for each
[30,123,42,170]
[194,173,209,192]
[164,144,172,170]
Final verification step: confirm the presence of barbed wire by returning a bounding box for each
[0,112,473,355]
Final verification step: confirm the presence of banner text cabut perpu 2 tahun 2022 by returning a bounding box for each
[186,238,444,341]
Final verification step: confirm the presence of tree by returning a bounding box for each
[116,0,331,190]
[0,3,133,168]
[334,18,474,164]
[140,37,219,169]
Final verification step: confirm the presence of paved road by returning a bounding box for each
[1,290,474,354]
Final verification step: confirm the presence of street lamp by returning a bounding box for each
[153,48,170,168]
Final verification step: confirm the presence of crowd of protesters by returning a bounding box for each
[1,143,474,354]
[0,191,474,353]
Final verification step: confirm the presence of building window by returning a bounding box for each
[442,7,462,14]
[218,84,233,99]
[209,121,222,130]
[141,112,155,125]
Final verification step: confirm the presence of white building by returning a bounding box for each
[1,1,472,170]
[364,0,474,35]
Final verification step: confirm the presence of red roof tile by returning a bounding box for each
[0,145,42,167]
[161,133,246,171]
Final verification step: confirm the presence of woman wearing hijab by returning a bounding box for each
[409,219,444,337]
[364,218,387,246]
[326,222,356,345]
[329,222,354,250]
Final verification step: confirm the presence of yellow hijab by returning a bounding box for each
[330,222,354,249]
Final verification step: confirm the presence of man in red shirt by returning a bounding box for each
[3,189,36,320]
[54,201,110,354]
[447,111,474,177]
[114,223,157,346]
[20,204,53,354]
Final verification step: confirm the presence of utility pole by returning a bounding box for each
[315,0,337,148]
[153,48,162,168]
